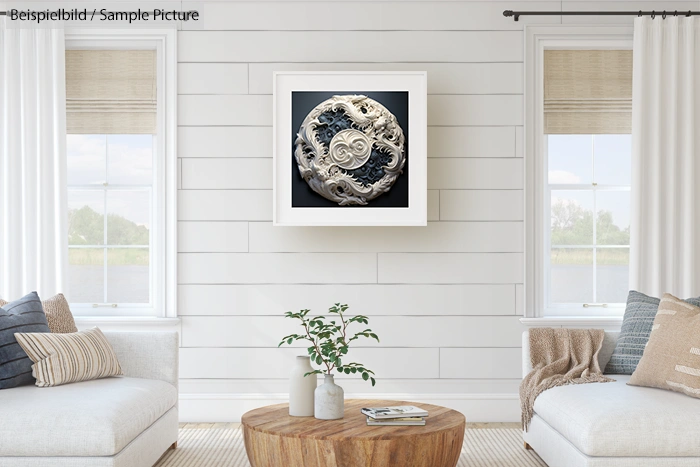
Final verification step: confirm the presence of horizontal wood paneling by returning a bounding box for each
[179,127,272,158]
[428,190,439,221]
[169,0,550,423]
[179,378,521,395]
[516,284,524,316]
[428,159,524,189]
[428,95,523,126]
[179,95,521,127]
[440,348,522,379]
[248,221,523,253]
[428,127,516,158]
[178,63,248,94]
[249,63,523,95]
[182,159,272,189]
[183,2,559,31]
[178,253,378,284]
[439,190,524,221]
[515,126,524,158]
[180,316,523,347]
[178,31,524,63]
[178,190,271,221]
[180,347,440,379]
[178,95,271,126]
[178,222,249,253]
[378,253,524,284]
[178,284,516,316]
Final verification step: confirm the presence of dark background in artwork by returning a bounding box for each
[291,91,409,208]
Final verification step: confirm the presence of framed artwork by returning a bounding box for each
[273,71,427,226]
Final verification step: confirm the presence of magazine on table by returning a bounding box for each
[366,417,426,426]
[361,405,428,420]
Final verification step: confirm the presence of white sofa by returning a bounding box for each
[0,331,179,467]
[523,331,700,467]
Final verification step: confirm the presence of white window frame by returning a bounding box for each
[65,29,177,319]
[523,25,632,321]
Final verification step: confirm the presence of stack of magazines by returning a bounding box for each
[361,405,428,426]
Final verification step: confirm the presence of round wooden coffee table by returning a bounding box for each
[241,399,465,467]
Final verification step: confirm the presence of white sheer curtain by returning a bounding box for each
[0,20,68,300]
[630,17,700,297]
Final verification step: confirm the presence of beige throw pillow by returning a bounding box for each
[629,293,700,398]
[0,293,77,333]
[14,327,123,387]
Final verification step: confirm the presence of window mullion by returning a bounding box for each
[103,135,109,305]
[592,135,597,304]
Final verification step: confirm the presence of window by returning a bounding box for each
[546,134,631,313]
[67,134,154,307]
[64,30,177,317]
[524,26,634,318]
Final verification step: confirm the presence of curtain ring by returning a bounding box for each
[674,10,678,17]
[662,11,667,19]
[651,10,655,19]
[687,10,692,17]
[638,10,642,17]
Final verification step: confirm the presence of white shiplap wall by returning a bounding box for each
[172,0,693,422]
[174,0,544,423]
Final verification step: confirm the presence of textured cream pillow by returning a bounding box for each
[14,327,123,387]
[0,293,77,333]
[629,293,700,398]
[41,293,78,333]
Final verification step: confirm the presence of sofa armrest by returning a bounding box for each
[103,331,179,390]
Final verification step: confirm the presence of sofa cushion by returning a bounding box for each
[0,292,51,389]
[0,376,177,456]
[16,327,123,387]
[40,293,78,333]
[629,294,700,399]
[533,375,700,457]
[605,291,700,375]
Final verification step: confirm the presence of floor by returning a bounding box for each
[156,422,545,467]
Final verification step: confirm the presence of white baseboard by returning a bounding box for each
[178,392,520,423]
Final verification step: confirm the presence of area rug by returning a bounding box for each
[155,424,547,467]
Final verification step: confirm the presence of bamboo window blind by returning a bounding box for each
[544,50,632,134]
[65,50,156,134]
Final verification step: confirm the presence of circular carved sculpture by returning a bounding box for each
[294,95,406,206]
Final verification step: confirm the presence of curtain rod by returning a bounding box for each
[504,10,700,21]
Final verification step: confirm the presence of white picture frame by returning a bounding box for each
[273,71,427,226]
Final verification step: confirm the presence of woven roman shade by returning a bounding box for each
[66,50,156,134]
[544,50,632,134]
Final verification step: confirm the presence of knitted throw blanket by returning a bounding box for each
[520,328,615,431]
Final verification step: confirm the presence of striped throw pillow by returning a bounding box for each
[1,294,77,334]
[15,327,123,387]
[629,294,700,398]
[0,292,51,389]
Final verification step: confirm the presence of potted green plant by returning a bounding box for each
[279,303,379,420]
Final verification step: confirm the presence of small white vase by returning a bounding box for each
[289,356,317,417]
[314,374,344,420]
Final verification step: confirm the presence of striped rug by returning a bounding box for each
[156,424,547,467]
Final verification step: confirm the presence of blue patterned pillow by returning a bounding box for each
[0,292,50,389]
[605,291,700,374]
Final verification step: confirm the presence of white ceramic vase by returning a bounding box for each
[314,374,344,420]
[289,356,317,417]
